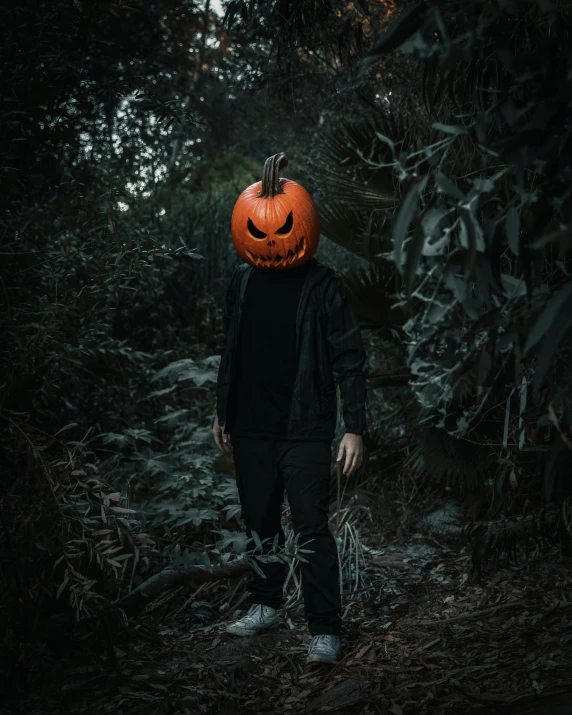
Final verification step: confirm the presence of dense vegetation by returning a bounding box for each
[1,0,571,697]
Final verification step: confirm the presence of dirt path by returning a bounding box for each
[13,519,572,715]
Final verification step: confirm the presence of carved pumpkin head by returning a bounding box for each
[231,152,320,270]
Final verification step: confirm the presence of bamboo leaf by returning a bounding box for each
[365,3,428,62]
[435,173,464,201]
[432,122,467,135]
[532,301,572,395]
[249,558,266,579]
[506,207,520,256]
[404,224,425,298]
[251,530,263,553]
[524,281,572,353]
[393,176,428,271]
[56,571,69,600]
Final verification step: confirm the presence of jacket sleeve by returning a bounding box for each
[222,266,239,338]
[215,266,240,428]
[325,275,368,436]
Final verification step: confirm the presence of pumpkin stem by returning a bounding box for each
[258,152,288,198]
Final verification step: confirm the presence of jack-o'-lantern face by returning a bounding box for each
[231,153,320,270]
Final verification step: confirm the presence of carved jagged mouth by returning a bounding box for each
[246,236,306,268]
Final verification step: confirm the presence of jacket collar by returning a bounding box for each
[236,257,333,359]
[237,257,329,302]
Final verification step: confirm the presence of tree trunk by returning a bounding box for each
[42,561,251,641]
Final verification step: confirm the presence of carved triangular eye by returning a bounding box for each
[247,218,267,238]
[276,211,293,235]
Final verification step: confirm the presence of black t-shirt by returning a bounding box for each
[229,260,314,438]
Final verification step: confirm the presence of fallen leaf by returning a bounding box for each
[355,642,373,660]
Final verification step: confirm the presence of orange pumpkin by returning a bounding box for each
[230,152,320,270]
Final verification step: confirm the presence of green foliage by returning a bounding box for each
[3,0,572,691]
[0,0,259,685]
[0,414,156,685]
[313,0,572,499]
[338,260,409,330]
[224,0,369,68]
[311,112,407,261]
[408,427,497,490]
[464,505,565,581]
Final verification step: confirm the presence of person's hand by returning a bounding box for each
[336,433,363,477]
[213,412,232,453]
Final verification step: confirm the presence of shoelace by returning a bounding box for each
[247,604,265,621]
[311,635,333,651]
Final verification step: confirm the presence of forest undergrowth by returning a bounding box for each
[8,448,571,715]
[4,339,572,715]
[3,1,572,713]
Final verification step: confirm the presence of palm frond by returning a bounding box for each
[316,111,412,204]
[319,202,389,260]
[452,362,479,407]
[310,110,416,262]
[464,504,565,582]
[408,427,497,490]
[341,260,409,329]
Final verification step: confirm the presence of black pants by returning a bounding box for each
[230,435,342,637]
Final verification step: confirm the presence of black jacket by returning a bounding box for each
[216,257,367,441]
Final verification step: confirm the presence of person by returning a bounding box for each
[212,153,367,663]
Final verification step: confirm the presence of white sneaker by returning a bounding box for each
[307,634,341,663]
[226,603,280,636]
